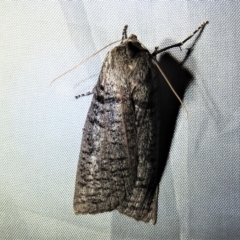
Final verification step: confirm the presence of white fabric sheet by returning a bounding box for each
[0,1,239,239]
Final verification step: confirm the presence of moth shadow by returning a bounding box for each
[155,52,193,182]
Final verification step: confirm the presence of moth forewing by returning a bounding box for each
[74,35,160,224]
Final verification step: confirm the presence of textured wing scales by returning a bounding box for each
[74,38,159,224]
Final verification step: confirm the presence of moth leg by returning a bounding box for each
[121,25,128,43]
[75,91,93,99]
[152,21,209,56]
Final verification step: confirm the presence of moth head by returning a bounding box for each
[124,35,149,58]
[127,34,138,42]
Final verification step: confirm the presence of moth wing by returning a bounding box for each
[73,51,137,214]
[112,44,159,224]
[74,41,159,224]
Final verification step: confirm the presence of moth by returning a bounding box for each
[72,22,208,224]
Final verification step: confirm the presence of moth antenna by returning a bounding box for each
[50,39,121,85]
[152,21,209,56]
[152,59,189,118]
[181,20,209,45]
[121,25,128,43]
[75,91,94,99]
[150,21,209,117]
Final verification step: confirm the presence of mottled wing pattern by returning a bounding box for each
[74,36,159,224]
